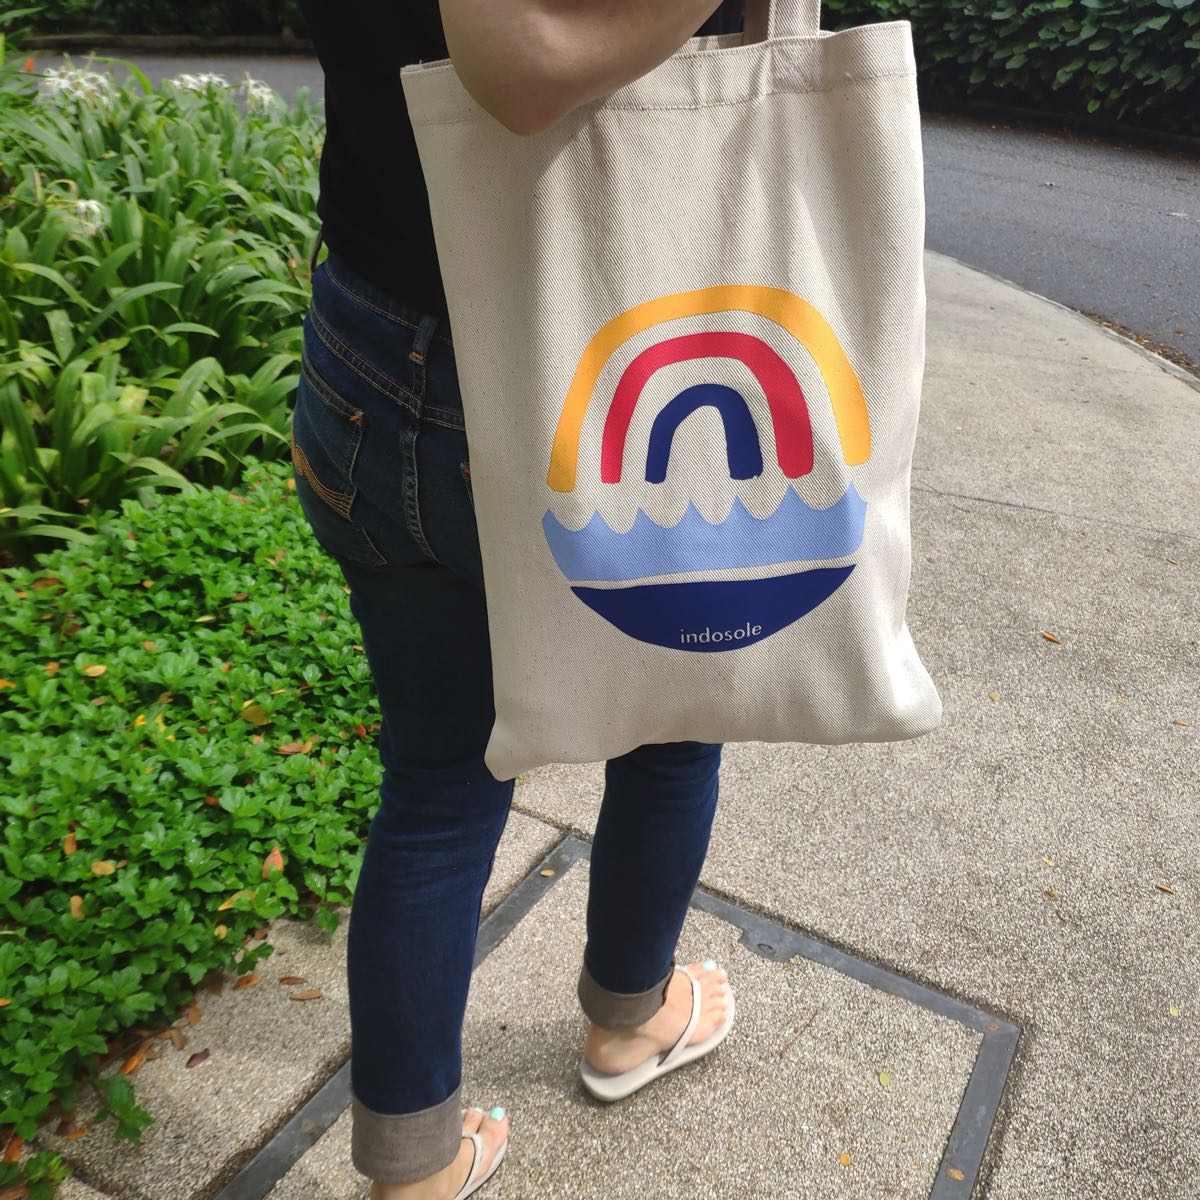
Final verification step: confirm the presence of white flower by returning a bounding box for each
[239,76,278,113]
[37,65,115,109]
[169,72,230,93]
[71,198,107,239]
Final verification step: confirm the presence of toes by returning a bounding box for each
[478,1107,509,1152]
[462,1107,484,1134]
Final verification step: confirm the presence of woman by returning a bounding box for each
[292,2,744,1196]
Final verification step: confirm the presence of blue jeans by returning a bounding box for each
[289,238,723,1185]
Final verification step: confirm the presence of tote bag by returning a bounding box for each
[400,0,942,780]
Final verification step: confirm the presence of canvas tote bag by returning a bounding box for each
[400,0,942,780]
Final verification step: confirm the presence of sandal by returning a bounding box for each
[451,1125,507,1200]
[578,963,736,1102]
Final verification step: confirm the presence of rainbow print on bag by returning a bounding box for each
[542,285,872,652]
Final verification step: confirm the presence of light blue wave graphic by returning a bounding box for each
[543,485,867,583]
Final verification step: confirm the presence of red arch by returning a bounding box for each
[600,332,814,485]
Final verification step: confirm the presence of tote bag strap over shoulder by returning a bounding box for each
[742,0,821,43]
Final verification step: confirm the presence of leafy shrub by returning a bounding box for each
[0,458,380,1193]
[0,41,322,562]
[824,0,1200,135]
[21,0,307,38]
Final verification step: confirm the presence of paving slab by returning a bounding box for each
[267,854,982,1199]
[57,1179,114,1200]
[918,250,1199,539]
[36,811,560,1200]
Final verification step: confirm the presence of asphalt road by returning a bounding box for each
[34,50,1200,373]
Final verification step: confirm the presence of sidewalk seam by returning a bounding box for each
[924,248,1200,392]
[911,482,1200,547]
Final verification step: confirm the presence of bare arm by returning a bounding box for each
[438,0,726,136]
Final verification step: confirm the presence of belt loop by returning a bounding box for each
[309,224,325,277]
[407,312,440,399]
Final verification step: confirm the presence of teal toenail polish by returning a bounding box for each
[703,959,717,970]
[471,1106,484,1113]
[489,1106,506,1120]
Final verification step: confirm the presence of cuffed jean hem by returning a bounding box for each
[577,953,677,1030]
[350,1080,464,1184]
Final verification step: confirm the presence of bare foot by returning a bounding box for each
[369,1106,508,1200]
[583,960,729,1076]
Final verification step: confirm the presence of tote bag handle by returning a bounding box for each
[742,0,821,43]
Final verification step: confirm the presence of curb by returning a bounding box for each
[925,248,1200,393]
[21,33,314,55]
[922,94,1200,159]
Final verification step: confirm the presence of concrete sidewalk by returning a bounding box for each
[35,250,1198,1199]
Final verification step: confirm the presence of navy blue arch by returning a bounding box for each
[644,383,764,484]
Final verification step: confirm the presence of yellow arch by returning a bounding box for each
[547,284,871,493]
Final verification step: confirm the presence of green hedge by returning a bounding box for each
[0,459,379,1198]
[22,0,306,38]
[0,35,322,564]
[824,0,1200,135]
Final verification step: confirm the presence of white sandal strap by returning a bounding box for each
[658,965,703,1070]
[456,1130,483,1196]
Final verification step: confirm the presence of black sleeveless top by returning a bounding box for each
[300,0,747,324]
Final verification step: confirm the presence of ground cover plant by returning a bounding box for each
[0,459,381,1197]
[0,26,322,563]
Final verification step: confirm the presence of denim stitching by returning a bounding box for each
[424,404,465,431]
[308,301,421,416]
[299,357,362,489]
[402,316,440,562]
[291,428,353,520]
[301,353,363,424]
[325,260,455,349]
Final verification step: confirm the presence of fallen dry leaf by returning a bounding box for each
[218,889,256,911]
[195,615,216,623]
[233,974,260,990]
[215,924,229,939]
[276,741,308,755]
[82,663,107,676]
[2,1134,22,1162]
[65,1127,89,1140]
[63,831,76,856]
[1041,631,1061,644]
[0,998,10,1008]
[1154,883,1175,895]
[262,845,285,878]
[0,1184,29,1200]
[118,1050,144,1076]
[838,1152,851,1167]
[279,976,307,986]
[90,860,116,876]
[185,1049,211,1069]
[987,691,1000,702]
[1042,856,1055,867]
[69,895,84,920]
[290,989,323,1001]
[1044,888,1062,901]
[204,794,220,806]
[143,640,156,651]
[169,1028,186,1051]
[186,1002,200,1027]
[45,661,60,675]
[239,702,269,725]
[1166,557,1179,565]
[948,1167,966,1181]
[538,868,556,877]
[231,591,249,601]
[0,680,13,690]
[1173,719,1190,728]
